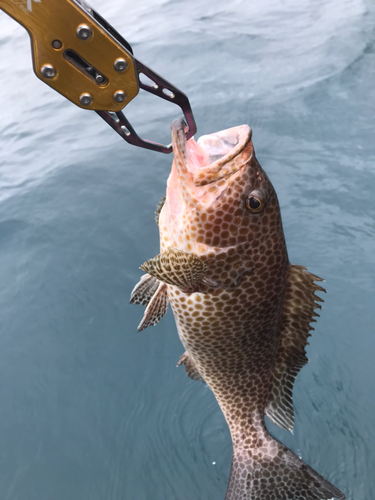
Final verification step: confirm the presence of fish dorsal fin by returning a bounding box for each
[265,264,325,431]
[130,273,160,306]
[155,195,166,225]
[140,248,207,291]
[137,282,169,332]
[177,351,205,383]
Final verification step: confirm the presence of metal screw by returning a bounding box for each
[76,24,92,40]
[79,93,93,106]
[52,39,62,49]
[114,58,128,72]
[95,73,105,84]
[41,64,56,79]
[113,91,126,103]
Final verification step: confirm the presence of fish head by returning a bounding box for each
[159,119,286,270]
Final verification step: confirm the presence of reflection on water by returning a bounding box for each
[0,0,374,499]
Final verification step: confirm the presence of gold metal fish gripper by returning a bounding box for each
[0,0,197,153]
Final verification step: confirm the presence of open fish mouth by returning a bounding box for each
[171,119,253,186]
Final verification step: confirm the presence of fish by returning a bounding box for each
[130,118,345,500]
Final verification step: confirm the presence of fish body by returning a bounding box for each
[131,120,345,500]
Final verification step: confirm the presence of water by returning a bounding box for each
[0,1,374,498]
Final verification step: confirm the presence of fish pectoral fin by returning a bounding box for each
[177,351,205,383]
[265,264,326,432]
[140,247,207,291]
[137,282,169,332]
[130,273,160,305]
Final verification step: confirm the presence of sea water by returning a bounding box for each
[0,1,374,498]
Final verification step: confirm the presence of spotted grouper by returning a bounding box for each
[130,119,345,500]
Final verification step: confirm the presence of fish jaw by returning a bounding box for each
[193,124,253,186]
[160,120,283,260]
[162,120,254,250]
[168,118,253,197]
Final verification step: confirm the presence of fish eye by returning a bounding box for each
[245,189,268,213]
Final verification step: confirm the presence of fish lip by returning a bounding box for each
[171,120,253,187]
[171,118,189,170]
[171,117,189,135]
[194,125,253,186]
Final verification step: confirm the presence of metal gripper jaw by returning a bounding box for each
[97,59,197,154]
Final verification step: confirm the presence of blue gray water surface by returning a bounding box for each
[0,1,374,499]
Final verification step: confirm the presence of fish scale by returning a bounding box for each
[131,119,345,500]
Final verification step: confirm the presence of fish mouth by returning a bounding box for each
[171,119,253,187]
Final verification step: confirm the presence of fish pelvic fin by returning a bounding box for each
[137,282,169,332]
[226,434,345,500]
[140,247,207,292]
[130,274,169,331]
[265,264,326,431]
[130,273,160,305]
[177,351,205,383]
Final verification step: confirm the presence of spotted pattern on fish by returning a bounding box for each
[132,120,345,500]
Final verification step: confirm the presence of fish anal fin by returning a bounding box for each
[265,264,326,432]
[177,351,205,383]
[140,247,207,291]
[130,273,160,305]
[137,282,169,332]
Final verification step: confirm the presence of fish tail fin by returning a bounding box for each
[225,435,345,500]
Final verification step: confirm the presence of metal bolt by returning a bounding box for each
[95,73,105,84]
[114,58,128,72]
[41,64,56,79]
[113,91,126,103]
[52,39,62,49]
[79,93,93,106]
[76,24,92,40]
